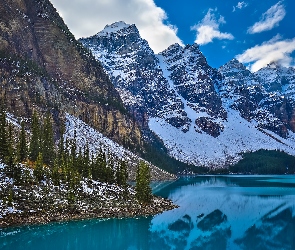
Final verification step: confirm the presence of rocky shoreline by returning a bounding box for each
[0,196,178,228]
[0,177,178,228]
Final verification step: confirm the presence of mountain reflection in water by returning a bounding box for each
[1,176,295,250]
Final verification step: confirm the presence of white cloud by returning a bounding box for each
[247,1,286,34]
[191,9,234,45]
[50,0,183,53]
[233,1,248,12]
[236,35,295,72]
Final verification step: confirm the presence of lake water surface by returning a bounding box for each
[1,175,295,250]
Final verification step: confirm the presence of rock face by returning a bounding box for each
[0,1,141,148]
[159,44,225,119]
[80,22,189,132]
[218,59,294,138]
[82,22,295,168]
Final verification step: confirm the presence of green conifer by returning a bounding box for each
[42,113,55,166]
[34,152,44,182]
[29,111,41,162]
[57,124,65,166]
[0,103,8,161]
[18,121,27,162]
[135,161,152,204]
[116,160,128,188]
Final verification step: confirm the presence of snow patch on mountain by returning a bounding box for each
[81,22,295,168]
[149,109,295,167]
[95,21,131,37]
[64,114,175,180]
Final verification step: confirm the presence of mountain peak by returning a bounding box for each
[266,61,282,69]
[159,43,183,54]
[219,58,248,74]
[96,21,134,37]
[225,58,244,68]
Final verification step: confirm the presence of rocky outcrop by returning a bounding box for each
[219,59,295,138]
[79,22,189,131]
[195,117,224,138]
[0,0,142,148]
[160,43,226,120]
[81,22,295,167]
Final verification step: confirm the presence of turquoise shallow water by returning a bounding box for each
[1,175,295,250]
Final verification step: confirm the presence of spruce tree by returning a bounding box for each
[105,154,115,183]
[83,144,90,178]
[18,121,27,162]
[135,161,152,204]
[0,103,8,161]
[91,154,101,181]
[29,111,41,162]
[52,159,60,186]
[42,113,55,166]
[70,131,77,169]
[34,152,44,182]
[76,148,84,174]
[57,124,65,166]
[7,124,19,180]
[116,160,128,188]
[92,148,106,182]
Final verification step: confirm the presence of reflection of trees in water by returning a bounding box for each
[0,217,153,250]
[80,217,152,250]
[235,207,295,250]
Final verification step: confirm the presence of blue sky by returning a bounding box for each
[51,0,295,71]
[153,0,295,70]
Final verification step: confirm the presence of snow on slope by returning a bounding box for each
[157,54,206,132]
[148,56,295,168]
[149,109,295,168]
[64,114,175,180]
[96,21,131,37]
[81,23,295,168]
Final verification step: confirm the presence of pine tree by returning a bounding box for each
[76,147,84,174]
[29,111,41,162]
[57,124,65,166]
[70,131,77,169]
[7,124,21,182]
[0,102,8,161]
[18,121,27,162]
[42,113,55,166]
[83,144,90,178]
[91,154,100,181]
[105,154,115,183]
[116,160,128,188]
[92,148,107,182]
[52,159,60,186]
[135,161,152,204]
[34,152,44,182]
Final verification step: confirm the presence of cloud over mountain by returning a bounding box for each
[50,0,183,53]
[236,35,295,72]
[191,9,234,45]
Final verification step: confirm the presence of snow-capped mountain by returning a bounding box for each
[80,22,189,130]
[218,59,292,138]
[80,22,295,168]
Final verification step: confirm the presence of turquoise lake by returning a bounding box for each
[1,175,295,250]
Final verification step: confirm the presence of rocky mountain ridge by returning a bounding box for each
[81,21,295,168]
[0,0,141,149]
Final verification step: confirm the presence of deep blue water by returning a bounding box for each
[1,175,295,250]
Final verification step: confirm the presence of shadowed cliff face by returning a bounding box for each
[0,0,142,148]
